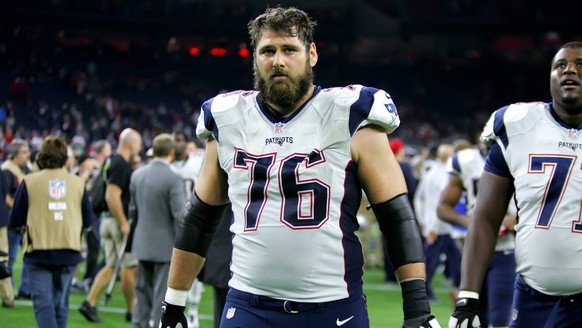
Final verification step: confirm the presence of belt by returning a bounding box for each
[518,275,582,302]
[228,288,360,314]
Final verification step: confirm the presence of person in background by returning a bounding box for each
[129,133,185,327]
[169,132,205,328]
[9,136,93,328]
[440,141,516,328]
[414,144,461,303]
[2,139,31,299]
[0,168,14,308]
[79,128,141,323]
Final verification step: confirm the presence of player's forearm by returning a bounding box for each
[167,248,205,291]
[437,203,469,227]
[459,215,498,292]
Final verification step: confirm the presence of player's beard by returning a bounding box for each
[254,60,313,110]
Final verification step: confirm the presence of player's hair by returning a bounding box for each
[152,133,175,158]
[560,41,582,50]
[8,139,28,160]
[551,41,582,67]
[37,136,68,169]
[248,6,317,51]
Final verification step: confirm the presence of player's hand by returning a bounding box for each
[403,314,441,328]
[159,301,187,328]
[120,221,130,237]
[448,296,481,328]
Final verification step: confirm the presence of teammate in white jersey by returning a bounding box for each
[438,144,516,328]
[169,132,205,328]
[449,42,582,328]
[159,6,439,328]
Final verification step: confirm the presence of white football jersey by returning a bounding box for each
[171,153,204,200]
[448,148,515,251]
[483,102,582,296]
[414,160,453,236]
[197,85,399,302]
[448,148,484,217]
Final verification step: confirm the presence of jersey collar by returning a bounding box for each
[257,86,322,124]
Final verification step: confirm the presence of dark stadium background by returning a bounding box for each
[2,0,580,154]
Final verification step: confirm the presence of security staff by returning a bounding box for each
[10,136,93,328]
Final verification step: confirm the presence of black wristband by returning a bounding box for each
[401,279,430,320]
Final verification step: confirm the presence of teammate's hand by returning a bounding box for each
[448,296,481,328]
[403,314,441,328]
[159,301,187,328]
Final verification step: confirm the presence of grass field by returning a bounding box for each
[0,255,455,327]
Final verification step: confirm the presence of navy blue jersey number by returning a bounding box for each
[235,149,330,231]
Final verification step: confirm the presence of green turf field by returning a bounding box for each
[0,254,455,328]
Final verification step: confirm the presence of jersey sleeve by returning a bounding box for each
[196,97,217,141]
[196,90,255,142]
[480,105,510,149]
[484,142,512,178]
[446,154,461,176]
[347,86,400,135]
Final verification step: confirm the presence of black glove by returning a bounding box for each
[159,301,187,328]
[448,297,481,328]
[0,261,10,279]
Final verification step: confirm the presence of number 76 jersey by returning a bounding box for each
[483,101,582,296]
[196,85,399,302]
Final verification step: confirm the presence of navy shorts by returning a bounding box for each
[510,275,582,328]
[219,288,370,328]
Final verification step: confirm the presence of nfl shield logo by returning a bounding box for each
[274,122,285,134]
[49,179,66,200]
[568,128,578,138]
[226,307,236,319]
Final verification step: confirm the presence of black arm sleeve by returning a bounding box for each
[174,193,228,257]
[370,193,425,270]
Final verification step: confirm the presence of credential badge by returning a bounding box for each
[274,122,285,134]
[49,179,66,200]
[568,128,578,138]
[226,307,236,319]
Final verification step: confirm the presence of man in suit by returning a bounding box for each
[129,133,186,328]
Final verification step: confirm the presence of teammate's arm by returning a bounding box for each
[161,139,229,327]
[352,126,439,328]
[449,171,513,328]
[437,175,470,227]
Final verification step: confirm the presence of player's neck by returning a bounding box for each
[552,100,582,128]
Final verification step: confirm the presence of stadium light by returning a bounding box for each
[189,47,200,56]
[238,48,250,58]
[210,47,227,56]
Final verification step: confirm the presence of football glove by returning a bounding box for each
[448,296,481,328]
[0,261,10,279]
[404,314,441,328]
[159,301,187,328]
